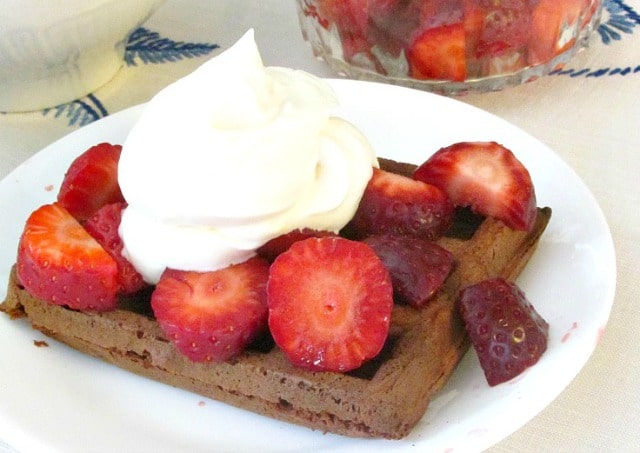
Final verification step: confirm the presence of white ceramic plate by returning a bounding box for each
[0,79,616,453]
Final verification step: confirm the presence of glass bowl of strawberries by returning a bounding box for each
[294,0,603,95]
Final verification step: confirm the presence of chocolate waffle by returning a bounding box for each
[1,158,551,440]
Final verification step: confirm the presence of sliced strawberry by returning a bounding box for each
[257,228,335,262]
[408,22,467,81]
[317,0,371,59]
[364,234,455,307]
[413,141,537,231]
[463,0,486,57]
[528,0,584,66]
[16,203,118,311]
[57,142,125,222]
[475,0,532,58]
[344,167,454,241]
[267,237,393,372]
[151,257,270,363]
[458,278,549,386]
[84,202,147,294]
[318,0,369,33]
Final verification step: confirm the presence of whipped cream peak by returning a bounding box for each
[197,30,287,130]
[118,30,377,284]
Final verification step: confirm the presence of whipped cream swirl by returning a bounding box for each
[118,30,377,283]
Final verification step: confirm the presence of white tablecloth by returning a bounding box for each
[1,0,638,451]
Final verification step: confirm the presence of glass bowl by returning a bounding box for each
[295,0,603,95]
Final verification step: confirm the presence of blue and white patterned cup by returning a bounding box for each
[0,0,165,112]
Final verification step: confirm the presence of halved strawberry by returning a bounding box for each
[257,228,335,262]
[528,0,584,66]
[151,257,270,363]
[413,141,537,231]
[458,278,549,386]
[408,22,467,81]
[267,236,393,372]
[364,234,455,307]
[16,203,118,311]
[345,167,454,241]
[57,142,125,222]
[84,202,147,294]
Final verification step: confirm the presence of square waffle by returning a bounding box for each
[1,158,551,439]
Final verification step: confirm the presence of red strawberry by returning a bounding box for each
[528,0,584,66]
[345,167,454,241]
[367,0,428,49]
[463,0,486,57]
[57,142,125,222]
[364,234,455,307]
[16,203,118,311]
[317,0,371,59]
[475,0,532,58]
[413,141,537,231]
[458,278,548,386]
[267,236,393,372]
[151,257,270,363]
[408,22,467,81]
[318,0,369,33]
[257,228,335,262]
[84,202,147,294]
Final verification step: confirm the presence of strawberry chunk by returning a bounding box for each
[84,202,147,294]
[475,0,532,58]
[458,278,549,386]
[257,228,335,262]
[267,237,393,372]
[408,22,467,81]
[345,168,454,241]
[528,0,584,66]
[151,258,270,363]
[57,142,125,222]
[413,141,537,231]
[16,203,118,311]
[364,234,454,307]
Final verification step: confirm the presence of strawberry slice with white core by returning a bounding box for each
[267,236,393,372]
[408,22,467,81]
[151,257,270,363]
[16,203,119,311]
[413,141,537,231]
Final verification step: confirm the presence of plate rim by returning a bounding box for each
[0,78,616,453]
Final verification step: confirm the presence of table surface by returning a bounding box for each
[1,1,638,451]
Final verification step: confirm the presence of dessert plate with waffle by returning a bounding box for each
[0,34,615,453]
